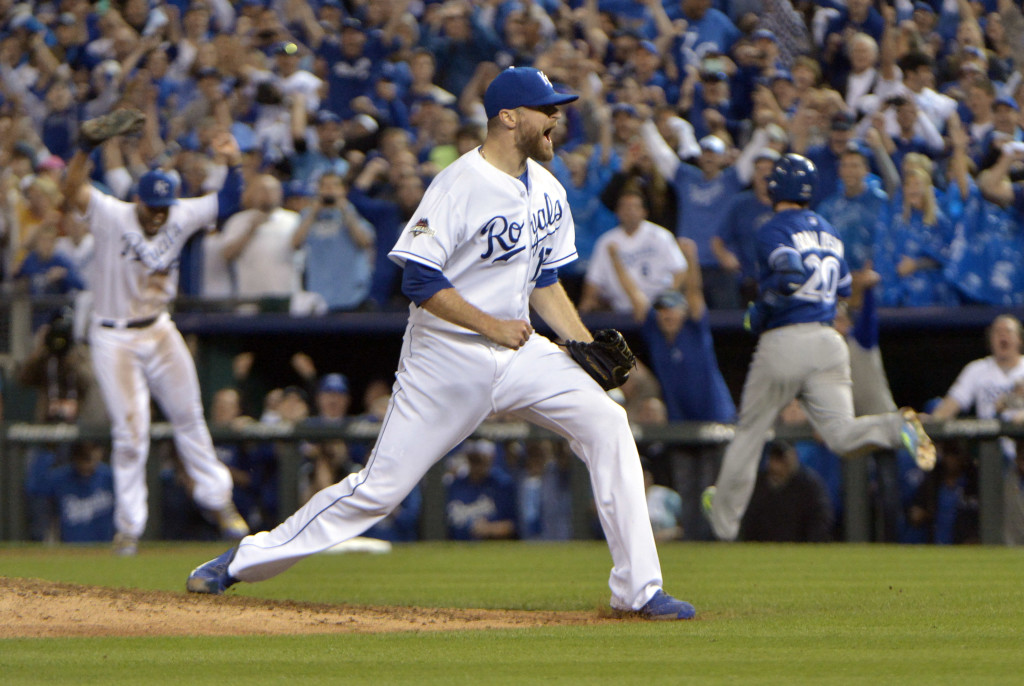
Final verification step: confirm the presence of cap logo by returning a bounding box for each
[537,70,553,88]
[153,179,170,197]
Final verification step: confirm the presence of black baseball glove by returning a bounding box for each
[79,109,146,151]
[563,329,636,391]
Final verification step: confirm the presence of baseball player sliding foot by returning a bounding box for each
[705,154,935,542]
[64,110,251,554]
[187,67,695,620]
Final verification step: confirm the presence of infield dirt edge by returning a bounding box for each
[1,577,625,637]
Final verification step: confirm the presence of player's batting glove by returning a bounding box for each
[79,109,146,152]
[743,301,769,335]
[564,329,637,391]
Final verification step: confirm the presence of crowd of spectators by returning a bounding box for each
[4,0,1024,545]
[0,0,1021,309]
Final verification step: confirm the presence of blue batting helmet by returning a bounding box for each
[767,153,817,205]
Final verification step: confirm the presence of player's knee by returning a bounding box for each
[110,439,148,464]
[820,429,861,457]
[165,407,206,429]
[586,392,628,423]
[351,479,406,518]
[356,491,400,518]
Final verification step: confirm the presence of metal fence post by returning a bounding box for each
[276,442,301,526]
[978,439,1004,545]
[421,461,448,540]
[842,454,871,542]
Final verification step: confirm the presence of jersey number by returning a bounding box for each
[531,247,552,282]
[792,255,841,304]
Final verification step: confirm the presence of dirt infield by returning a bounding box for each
[1,577,620,637]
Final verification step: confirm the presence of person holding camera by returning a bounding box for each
[17,311,101,542]
[17,311,93,425]
[291,172,376,312]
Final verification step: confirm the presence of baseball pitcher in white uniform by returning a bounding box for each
[188,67,696,620]
[63,123,249,555]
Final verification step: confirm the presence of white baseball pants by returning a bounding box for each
[230,327,665,611]
[709,323,905,541]
[90,313,233,539]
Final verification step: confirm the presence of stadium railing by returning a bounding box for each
[0,417,1015,544]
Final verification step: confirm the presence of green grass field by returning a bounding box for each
[2,542,1022,685]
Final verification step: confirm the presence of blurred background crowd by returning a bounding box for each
[3,0,1024,549]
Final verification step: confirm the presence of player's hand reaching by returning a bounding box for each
[486,319,534,350]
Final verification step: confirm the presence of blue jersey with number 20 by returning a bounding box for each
[757,208,852,331]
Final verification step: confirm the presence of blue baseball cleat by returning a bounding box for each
[186,547,239,595]
[639,590,697,620]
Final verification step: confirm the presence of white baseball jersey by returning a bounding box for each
[584,221,687,313]
[85,187,235,543]
[389,149,578,332]
[227,146,669,612]
[85,187,217,321]
[946,356,1024,419]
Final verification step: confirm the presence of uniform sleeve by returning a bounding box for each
[176,195,219,239]
[83,188,121,236]
[945,361,980,414]
[662,230,688,272]
[389,185,462,269]
[584,234,612,289]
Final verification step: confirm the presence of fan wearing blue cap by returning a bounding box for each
[60,125,251,556]
[185,63,699,622]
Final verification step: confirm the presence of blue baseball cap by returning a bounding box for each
[285,179,314,198]
[831,110,857,130]
[913,1,935,13]
[319,373,349,395]
[612,102,639,117]
[137,170,179,207]
[752,28,778,43]
[653,290,687,310]
[637,40,659,56]
[771,69,794,83]
[314,109,341,125]
[995,96,1019,111]
[483,67,578,119]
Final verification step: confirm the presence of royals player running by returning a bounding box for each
[703,154,935,541]
[62,131,248,555]
[187,67,695,620]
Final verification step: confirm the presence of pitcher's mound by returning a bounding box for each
[1,577,618,637]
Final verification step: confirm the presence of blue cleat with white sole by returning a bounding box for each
[186,547,239,595]
[639,590,696,620]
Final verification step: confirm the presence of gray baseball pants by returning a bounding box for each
[709,323,905,541]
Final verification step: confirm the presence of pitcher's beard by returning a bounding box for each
[515,124,553,162]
